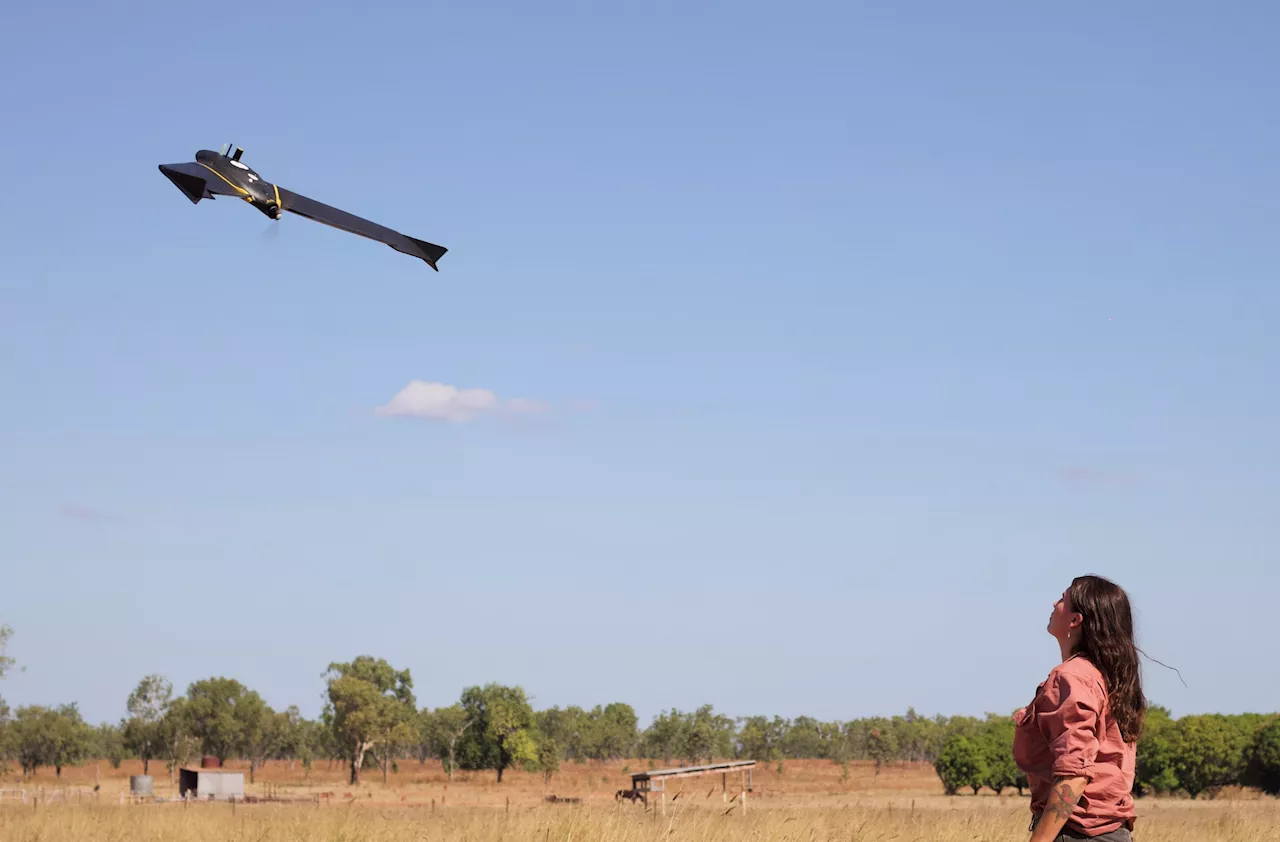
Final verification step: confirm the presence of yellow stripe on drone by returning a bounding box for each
[197,163,250,196]
[273,183,282,209]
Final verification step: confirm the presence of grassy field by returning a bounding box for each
[2,758,1277,841]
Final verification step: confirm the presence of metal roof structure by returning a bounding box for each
[179,767,243,774]
[622,759,757,813]
[631,759,757,782]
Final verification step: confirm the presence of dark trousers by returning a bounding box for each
[1031,813,1134,841]
[1055,828,1133,841]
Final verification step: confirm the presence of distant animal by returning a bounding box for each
[615,788,645,805]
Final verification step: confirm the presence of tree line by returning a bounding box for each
[0,656,979,786]
[932,707,1280,799]
[0,634,1276,798]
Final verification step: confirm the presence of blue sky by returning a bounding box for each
[1,2,1276,729]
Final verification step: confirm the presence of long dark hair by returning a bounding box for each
[1068,575,1146,744]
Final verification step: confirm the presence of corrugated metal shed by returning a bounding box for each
[179,768,245,801]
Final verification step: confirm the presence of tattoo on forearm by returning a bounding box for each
[1048,781,1076,821]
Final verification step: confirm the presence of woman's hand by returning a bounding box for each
[1029,776,1088,842]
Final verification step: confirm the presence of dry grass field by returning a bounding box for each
[2,758,1277,841]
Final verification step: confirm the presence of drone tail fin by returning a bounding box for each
[159,165,207,204]
[406,236,448,271]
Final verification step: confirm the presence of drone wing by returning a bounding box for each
[275,186,447,271]
[159,162,249,203]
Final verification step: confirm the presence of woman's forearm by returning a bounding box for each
[1030,776,1088,842]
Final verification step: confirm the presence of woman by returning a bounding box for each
[1014,575,1145,841]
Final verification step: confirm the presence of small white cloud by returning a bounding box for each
[374,381,499,422]
[374,380,551,423]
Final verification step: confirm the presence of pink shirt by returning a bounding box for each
[1013,655,1136,835]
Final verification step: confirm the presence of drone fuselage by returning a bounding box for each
[187,148,283,219]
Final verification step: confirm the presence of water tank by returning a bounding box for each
[130,775,153,796]
[201,756,222,769]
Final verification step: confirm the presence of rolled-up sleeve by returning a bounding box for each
[1033,671,1102,780]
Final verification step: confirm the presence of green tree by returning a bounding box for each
[934,735,987,796]
[938,715,985,752]
[95,722,127,769]
[780,716,823,759]
[642,709,683,764]
[183,677,259,763]
[821,721,851,764]
[536,706,580,761]
[0,624,14,764]
[737,715,787,761]
[867,719,901,776]
[537,734,561,786]
[1232,713,1269,746]
[240,696,287,784]
[123,674,172,775]
[593,702,639,760]
[415,708,435,764]
[373,714,416,784]
[46,704,93,777]
[313,714,343,771]
[0,700,10,776]
[676,705,735,764]
[424,704,472,780]
[1135,705,1179,796]
[457,683,538,783]
[11,705,50,775]
[978,717,1019,795]
[157,697,199,787]
[9,704,93,777]
[1243,716,1280,796]
[897,708,941,762]
[279,706,319,778]
[1171,714,1251,799]
[0,624,14,680]
[322,655,415,785]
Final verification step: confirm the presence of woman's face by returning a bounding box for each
[1048,588,1081,642]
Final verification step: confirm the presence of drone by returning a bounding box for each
[159,144,447,271]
